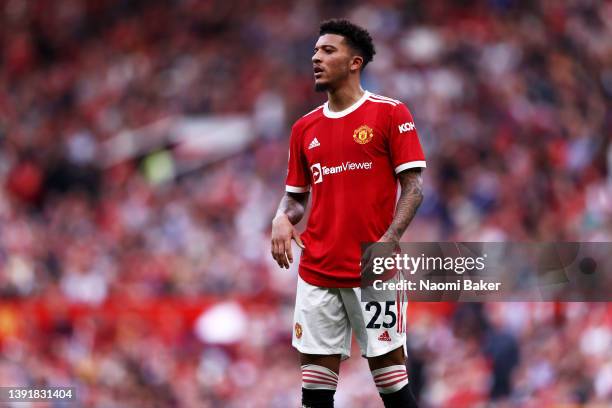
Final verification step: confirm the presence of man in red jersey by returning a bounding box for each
[271,19,425,408]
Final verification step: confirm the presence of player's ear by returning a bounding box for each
[350,55,364,72]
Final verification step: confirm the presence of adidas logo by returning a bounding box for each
[378,330,392,342]
[308,137,320,150]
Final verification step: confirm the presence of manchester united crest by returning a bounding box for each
[353,125,374,144]
[294,322,303,339]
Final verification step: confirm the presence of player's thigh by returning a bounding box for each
[367,345,405,371]
[340,288,408,359]
[300,352,342,374]
[292,276,352,359]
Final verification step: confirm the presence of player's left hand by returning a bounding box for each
[360,234,401,283]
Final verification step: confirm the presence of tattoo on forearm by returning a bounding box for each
[383,169,423,241]
[277,192,309,225]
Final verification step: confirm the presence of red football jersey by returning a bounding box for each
[285,91,426,288]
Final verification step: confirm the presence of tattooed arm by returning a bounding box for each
[381,169,424,242]
[275,192,309,225]
[271,192,309,269]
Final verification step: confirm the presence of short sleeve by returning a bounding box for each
[389,103,426,174]
[285,125,310,193]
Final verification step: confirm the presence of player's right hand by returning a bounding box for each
[271,214,305,269]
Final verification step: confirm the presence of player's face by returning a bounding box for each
[312,34,356,92]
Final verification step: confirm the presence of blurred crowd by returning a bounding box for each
[0,0,611,406]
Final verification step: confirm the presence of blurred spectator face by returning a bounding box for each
[312,34,360,92]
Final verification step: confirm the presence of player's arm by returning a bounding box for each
[382,100,426,243]
[271,192,308,269]
[380,168,423,243]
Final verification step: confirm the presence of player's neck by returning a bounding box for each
[326,83,365,112]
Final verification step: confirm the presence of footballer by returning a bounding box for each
[271,19,425,408]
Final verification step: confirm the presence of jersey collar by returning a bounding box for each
[323,90,370,119]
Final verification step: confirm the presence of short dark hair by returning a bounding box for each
[319,19,376,70]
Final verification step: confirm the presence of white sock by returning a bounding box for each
[371,364,408,394]
[301,364,339,391]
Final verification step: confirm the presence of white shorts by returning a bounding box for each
[292,276,407,360]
